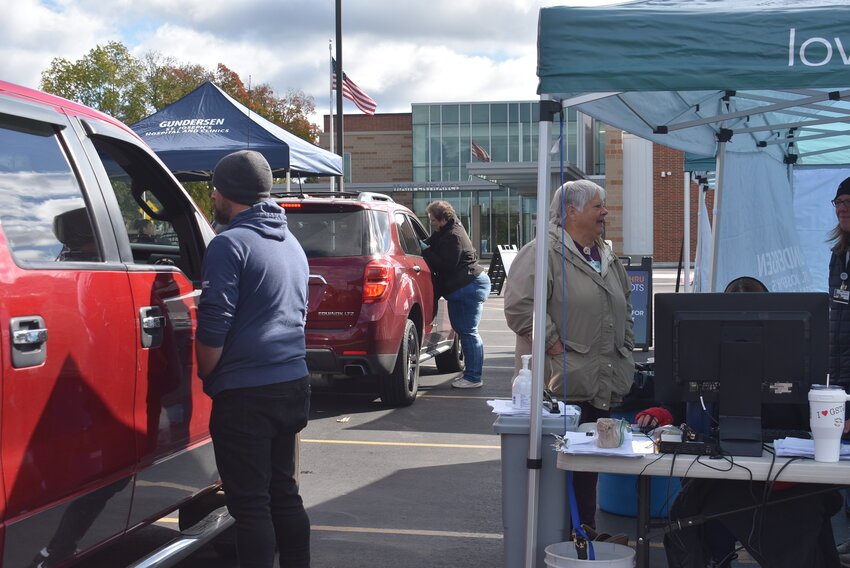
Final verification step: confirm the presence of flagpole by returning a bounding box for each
[335,0,344,191]
[329,40,335,192]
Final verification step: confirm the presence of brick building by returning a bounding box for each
[318,105,709,264]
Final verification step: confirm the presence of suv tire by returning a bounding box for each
[435,335,465,373]
[379,319,420,407]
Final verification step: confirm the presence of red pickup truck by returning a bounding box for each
[0,81,228,567]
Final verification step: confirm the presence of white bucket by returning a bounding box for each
[544,541,635,567]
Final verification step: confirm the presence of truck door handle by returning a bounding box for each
[10,316,48,368]
[141,315,165,330]
[13,328,48,345]
[140,306,165,349]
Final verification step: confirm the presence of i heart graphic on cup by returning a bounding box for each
[809,385,850,462]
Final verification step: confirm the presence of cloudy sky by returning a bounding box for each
[1,0,624,124]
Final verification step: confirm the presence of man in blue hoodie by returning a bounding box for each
[197,150,310,568]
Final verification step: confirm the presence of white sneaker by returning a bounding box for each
[452,378,483,389]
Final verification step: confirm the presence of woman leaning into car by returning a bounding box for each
[422,201,491,389]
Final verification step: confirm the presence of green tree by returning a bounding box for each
[42,42,320,143]
[41,42,323,212]
[41,41,148,124]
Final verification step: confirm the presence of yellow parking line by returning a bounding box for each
[153,516,684,552]
[312,525,502,539]
[157,520,503,540]
[301,439,499,449]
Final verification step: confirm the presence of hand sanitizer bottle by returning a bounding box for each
[512,354,532,410]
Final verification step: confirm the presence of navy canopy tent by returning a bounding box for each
[131,82,342,180]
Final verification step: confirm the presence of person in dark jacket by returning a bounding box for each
[829,176,850,389]
[422,201,491,388]
[827,176,850,566]
[197,150,311,568]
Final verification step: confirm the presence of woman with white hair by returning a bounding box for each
[503,179,635,529]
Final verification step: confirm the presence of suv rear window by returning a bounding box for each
[286,208,389,257]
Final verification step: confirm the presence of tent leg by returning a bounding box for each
[709,142,727,292]
[683,172,691,292]
[523,95,558,568]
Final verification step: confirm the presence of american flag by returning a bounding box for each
[331,58,377,115]
[471,141,491,162]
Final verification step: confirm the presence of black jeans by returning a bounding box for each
[211,377,311,568]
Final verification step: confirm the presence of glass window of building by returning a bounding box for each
[409,100,605,253]
[594,121,607,175]
[459,104,471,126]
[412,105,429,125]
[471,104,489,124]
[441,104,459,125]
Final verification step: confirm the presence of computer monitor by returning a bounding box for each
[654,292,828,457]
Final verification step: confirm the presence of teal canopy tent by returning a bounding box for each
[538,0,850,165]
[535,0,850,294]
[518,2,850,565]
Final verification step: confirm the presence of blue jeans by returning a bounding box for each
[210,377,311,568]
[446,272,491,383]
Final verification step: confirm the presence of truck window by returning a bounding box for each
[89,137,205,280]
[0,117,102,265]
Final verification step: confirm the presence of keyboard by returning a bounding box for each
[762,428,811,443]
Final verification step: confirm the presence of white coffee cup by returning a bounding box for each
[808,385,850,462]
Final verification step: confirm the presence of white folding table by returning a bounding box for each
[556,449,850,567]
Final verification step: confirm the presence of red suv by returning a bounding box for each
[277,191,463,406]
[0,81,229,567]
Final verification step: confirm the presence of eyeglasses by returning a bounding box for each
[832,198,850,209]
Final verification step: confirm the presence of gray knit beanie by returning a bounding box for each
[213,150,272,205]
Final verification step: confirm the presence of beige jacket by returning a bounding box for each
[503,223,635,411]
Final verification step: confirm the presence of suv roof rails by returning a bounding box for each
[270,190,395,203]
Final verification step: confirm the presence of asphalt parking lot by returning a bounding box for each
[79,268,850,567]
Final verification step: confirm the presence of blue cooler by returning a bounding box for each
[598,410,681,517]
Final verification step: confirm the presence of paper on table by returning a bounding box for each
[556,431,655,458]
[487,399,579,416]
[773,437,850,460]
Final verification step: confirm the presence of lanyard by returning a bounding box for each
[842,251,849,291]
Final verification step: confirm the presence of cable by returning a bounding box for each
[558,113,568,413]
[554,111,593,558]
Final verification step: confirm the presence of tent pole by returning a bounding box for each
[335,0,345,192]
[523,95,557,568]
[329,40,336,193]
[683,171,691,292]
[709,142,727,292]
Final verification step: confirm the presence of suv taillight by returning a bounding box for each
[362,260,393,303]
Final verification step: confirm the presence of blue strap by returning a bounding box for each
[567,471,595,560]
[557,102,594,562]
